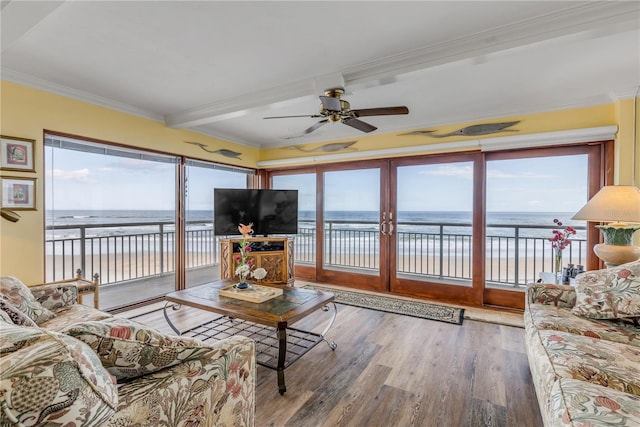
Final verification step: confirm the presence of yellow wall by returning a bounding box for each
[1,80,638,283]
[0,81,258,284]
[259,104,617,164]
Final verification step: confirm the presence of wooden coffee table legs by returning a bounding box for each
[277,322,287,395]
[163,300,338,395]
[275,303,338,395]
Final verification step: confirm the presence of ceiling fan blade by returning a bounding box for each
[264,114,321,119]
[282,119,329,140]
[303,119,329,135]
[319,95,342,112]
[353,106,409,117]
[342,118,377,133]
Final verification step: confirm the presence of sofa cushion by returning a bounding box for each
[40,304,112,330]
[0,276,56,324]
[0,324,118,426]
[60,317,229,381]
[572,261,640,319]
[537,330,640,396]
[546,378,640,427]
[0,307,14,325]
[526,303,640,348]
[0,298,37,327]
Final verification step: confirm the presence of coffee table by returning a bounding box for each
[163,280,337,395]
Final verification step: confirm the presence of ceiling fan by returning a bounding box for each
[263,88,409,136]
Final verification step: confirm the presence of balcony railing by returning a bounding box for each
[46,220,586,290]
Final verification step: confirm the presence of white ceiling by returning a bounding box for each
[2,1,639,149]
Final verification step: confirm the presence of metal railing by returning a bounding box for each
[46,221,217,284]
[46,220,586,289]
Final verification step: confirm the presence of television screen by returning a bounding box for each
[214,188,298,236]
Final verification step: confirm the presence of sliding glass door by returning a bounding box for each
[482,145,603,308]
[184,160,251,288]
[389,154,481,304]
[45,134,257,310]
[45,134,178,310]
[272,171,317,279]
[319,163,387,291]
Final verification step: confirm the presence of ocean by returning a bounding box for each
[45,210,588,284]
[46,209,586,239]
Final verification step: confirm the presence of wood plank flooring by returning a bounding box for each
[125,303,542,427]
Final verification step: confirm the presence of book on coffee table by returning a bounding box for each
[219,283,283,303]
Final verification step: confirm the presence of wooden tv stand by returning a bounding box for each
[220,237,294,285]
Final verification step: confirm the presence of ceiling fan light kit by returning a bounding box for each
[264,87,409,138]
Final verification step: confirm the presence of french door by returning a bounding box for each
[268,142,610,309]
[318,162,388,292]
[271,156,481,299]
[389,153,483,305]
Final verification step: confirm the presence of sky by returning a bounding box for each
[45,146,588,214]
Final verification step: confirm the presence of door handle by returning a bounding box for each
[381,221,387,235]
[388,212,394,236]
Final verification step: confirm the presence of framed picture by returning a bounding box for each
[1,176,36,210]
[1,135,35,172]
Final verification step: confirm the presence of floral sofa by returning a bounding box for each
[525,260,640,426]
[0,276,256,426]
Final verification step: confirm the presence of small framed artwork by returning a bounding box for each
[1,176,37,210]
[1,135,35,172]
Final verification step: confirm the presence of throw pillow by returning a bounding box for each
[0,325,118,426]
[0,276,56,324]
[0,299,37,327]
[571,261,640,319]
[60,317,218,381]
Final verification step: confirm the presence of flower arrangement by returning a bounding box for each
[549,218,576,251]
[548,218,576,275]
[235,223,267,288]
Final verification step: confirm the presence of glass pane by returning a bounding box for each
[396,162,474,286]
[185,165,248,288]
[272,173,316,265]
[45,140,177,310]
[485,154,588,290]
[323,169,380,274]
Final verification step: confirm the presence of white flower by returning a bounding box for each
[251,267,267,280]
[235,264,251,276]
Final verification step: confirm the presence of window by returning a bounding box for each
[45,134,179,309]
[485,153,589,289]
[45,134,257,309]
[185,159,252,288]
[272,173,317,265]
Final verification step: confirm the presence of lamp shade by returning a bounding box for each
[572,185,640,223]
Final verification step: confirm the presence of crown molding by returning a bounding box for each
[479,125,618,151]
[610,87,640,101]
[1,67,164,122]
[256,126,618,167]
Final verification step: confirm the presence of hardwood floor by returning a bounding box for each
[126,303,543,427]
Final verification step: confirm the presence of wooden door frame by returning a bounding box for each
[265,140,613,310]
[388,152,485,306]
[315,159,389,292]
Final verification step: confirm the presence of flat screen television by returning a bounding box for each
[213,188,298,236]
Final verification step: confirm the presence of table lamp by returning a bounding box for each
[572,185,640,267]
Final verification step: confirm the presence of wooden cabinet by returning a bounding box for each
[220,237,294,285]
